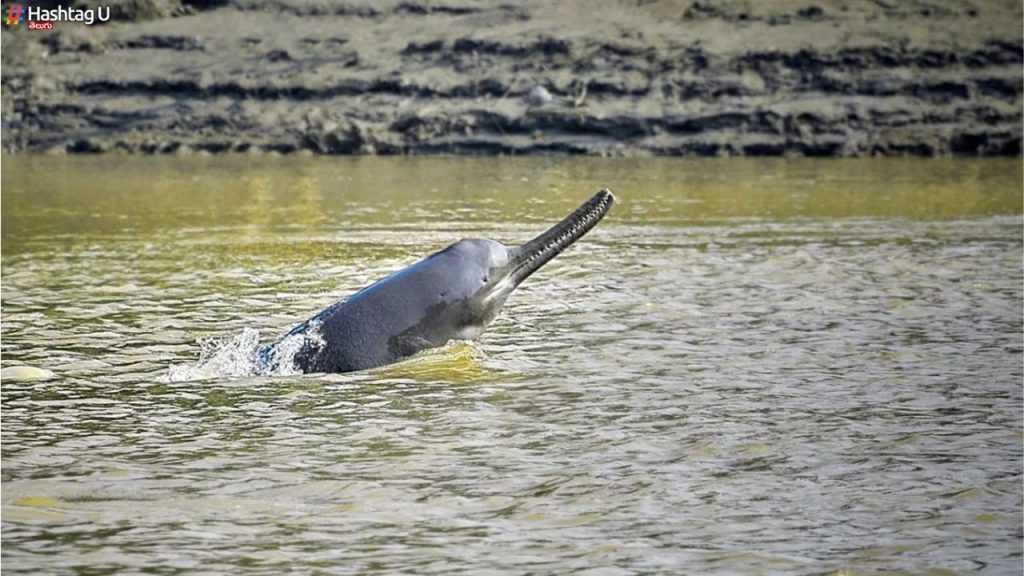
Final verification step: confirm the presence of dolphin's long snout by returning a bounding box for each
[509,188,615,286]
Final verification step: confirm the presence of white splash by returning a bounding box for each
[163,323,323,382]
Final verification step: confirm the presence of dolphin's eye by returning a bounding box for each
[482,276,488,284]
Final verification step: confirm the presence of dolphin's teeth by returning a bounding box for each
[520,193,612,271]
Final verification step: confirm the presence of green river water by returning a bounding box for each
[2,157,1022,574]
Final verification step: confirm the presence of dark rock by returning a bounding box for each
[951,133,988,154]
[67,138,107,153]
[394,2,479,16]
[976,77,1022,99]
[118,35,203,51]
[265,49,291,62]
[180,0,230,9]
[796,6,824,20]
[402,39,445,55]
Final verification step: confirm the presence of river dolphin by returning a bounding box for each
[262,188,615,374]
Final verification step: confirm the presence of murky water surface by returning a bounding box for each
[2,157,1022,575]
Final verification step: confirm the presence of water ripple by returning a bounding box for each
[2,160,1022,575]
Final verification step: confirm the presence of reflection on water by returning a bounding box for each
[2,157,1022,575]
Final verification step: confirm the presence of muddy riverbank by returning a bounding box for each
[2,0,1021,156]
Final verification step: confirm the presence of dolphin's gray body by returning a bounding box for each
[263,189,615,374]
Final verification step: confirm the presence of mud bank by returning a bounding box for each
[2,0,1021,156]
